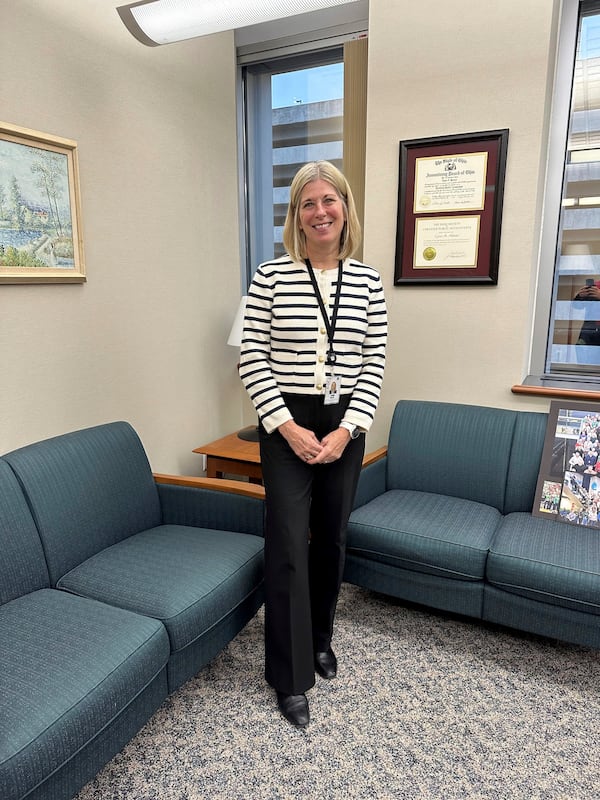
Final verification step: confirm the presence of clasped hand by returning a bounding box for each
[278,419,350,464]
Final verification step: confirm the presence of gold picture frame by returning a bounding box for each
[0,121,85,284]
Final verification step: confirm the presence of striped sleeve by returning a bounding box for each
[340,261,387,432]
[239,259,296,433]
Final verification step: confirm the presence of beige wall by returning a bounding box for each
[1,0,562,469]
[363,0,559,448]
[1,1,244,473]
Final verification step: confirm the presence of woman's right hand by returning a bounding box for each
[576,285,600,301]
[278,420,324,463]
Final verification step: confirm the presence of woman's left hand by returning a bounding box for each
[309,427,351,465]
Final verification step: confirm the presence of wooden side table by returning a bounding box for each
[194,430,387,486]
[194,428,262,483]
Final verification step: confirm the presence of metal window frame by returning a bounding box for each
[528,0,600,388]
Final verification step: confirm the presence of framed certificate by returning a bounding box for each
[394,129,508,285]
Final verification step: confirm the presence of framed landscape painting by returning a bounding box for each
[0,121,85,284]
[533,400,600,528]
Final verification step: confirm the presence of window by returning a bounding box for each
[535,0,600,386]
[240,50,344,284]
[235,3,369,287]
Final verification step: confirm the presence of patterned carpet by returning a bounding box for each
[75,584,600,800]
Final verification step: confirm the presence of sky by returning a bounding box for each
[271,62,344,108]
[580,15,600,58]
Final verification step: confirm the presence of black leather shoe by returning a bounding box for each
[276,692,310,728]
[314,647,337,679]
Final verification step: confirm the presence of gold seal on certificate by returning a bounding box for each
[419,196,431,208]
[423,246,437,261]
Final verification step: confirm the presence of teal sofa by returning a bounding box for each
[345,399,600,649]
[0,422,265,800]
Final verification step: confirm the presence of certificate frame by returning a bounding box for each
[0,121,85,284]
[394,129,508,285]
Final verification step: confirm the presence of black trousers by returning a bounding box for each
[259,394,365,695]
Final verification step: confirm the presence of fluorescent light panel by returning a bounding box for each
[117,0,361,46]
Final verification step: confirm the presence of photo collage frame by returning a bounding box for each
[533,400,600,527]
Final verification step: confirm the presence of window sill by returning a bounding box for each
[512,375,600,401]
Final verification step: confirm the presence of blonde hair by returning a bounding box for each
[282,161,362,262]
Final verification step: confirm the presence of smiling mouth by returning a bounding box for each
[313,222,332,230]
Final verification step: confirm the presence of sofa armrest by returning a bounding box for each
[361,446,387,469]
[154,473,265,499]
[352,447,387,510]
[153,474,265,537]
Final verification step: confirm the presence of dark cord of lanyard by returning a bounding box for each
[305,258,343,366]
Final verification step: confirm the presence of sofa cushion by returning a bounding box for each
[0,460,49,604]
[385,401,519,512]
[57,525,265,652]
[3,422,162,584]
[347,489,501,581]
[503,410,547,513]
[487,511,600,615]
[0,589,169,800]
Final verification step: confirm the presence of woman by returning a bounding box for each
[239,161,387,727]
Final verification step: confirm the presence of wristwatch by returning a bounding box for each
[339,421,361,439]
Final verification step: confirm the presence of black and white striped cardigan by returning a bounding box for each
[239,255,387,435]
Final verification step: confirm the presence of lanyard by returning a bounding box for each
[305,258,343,366]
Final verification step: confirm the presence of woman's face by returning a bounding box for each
[298,179,346,253]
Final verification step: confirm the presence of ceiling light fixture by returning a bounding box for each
[117,0,361,46]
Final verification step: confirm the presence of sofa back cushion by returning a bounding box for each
[3,422,161,584]
[386,400,521,512]
[504,408,548,514]
[386,400,548,514]
[0,460,49,604]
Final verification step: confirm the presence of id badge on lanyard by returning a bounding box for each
[324,374,341,405]
[305,258,343,406]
